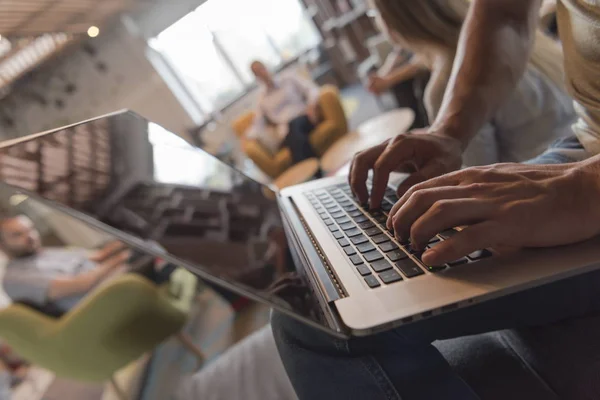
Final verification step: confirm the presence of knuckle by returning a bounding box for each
[411,188,429,203]
[466,182,487,192]
[430,199,452,214]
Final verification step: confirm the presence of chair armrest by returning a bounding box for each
[54,274,186,345]
[162,268,198,313]
[310,120,343,156]
[243,139,292,178]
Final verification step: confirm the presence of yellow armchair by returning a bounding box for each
[0,269,201,399]
[233,85,349,178]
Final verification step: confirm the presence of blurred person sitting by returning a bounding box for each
[367,48,430,128]
[246,61,321,165]
[0,215,173,315]
[368,0,575,166]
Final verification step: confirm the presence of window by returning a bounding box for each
[150,0,321,119]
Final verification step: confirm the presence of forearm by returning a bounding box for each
[385,60,426,87]
[47,268,110,300]
[431,0,541,149]
[47,252,126,300]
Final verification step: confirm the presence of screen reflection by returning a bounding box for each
[0,112,324,326]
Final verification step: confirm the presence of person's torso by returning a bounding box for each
[261,77,307,125]
[6,248,95,312]
[558,0,600,153]
[8,248,94,278]
[490,68,576,163]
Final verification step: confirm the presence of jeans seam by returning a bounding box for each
[359,355,403,400]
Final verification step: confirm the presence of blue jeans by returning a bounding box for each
[272,135,600,400]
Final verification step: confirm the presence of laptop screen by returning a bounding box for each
[0,111,329,332]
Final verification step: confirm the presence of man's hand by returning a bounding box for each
[386,160,600,266]
[367,75,390,95]
[349,130,463,209]
[306,102,321,125]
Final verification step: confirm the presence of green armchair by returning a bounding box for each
[0,268,202,399]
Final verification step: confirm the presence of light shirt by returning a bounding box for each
[247,74,319,153]
[463,68,576,166]
[3,248,95,312]
[558,0,600,154]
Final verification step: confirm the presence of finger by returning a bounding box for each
[350,143,387,204]
[421,222,501,266]
[395,159,450,197]
[368,136,418,208]
[388,168,462,231]
[369,162,391,210]
[409,198,494,249]
[386,173,429,230]
[390,187,482,241]
[394,169,463,216]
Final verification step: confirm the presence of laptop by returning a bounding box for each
[3,110,600,338]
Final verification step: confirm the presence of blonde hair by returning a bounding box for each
[373,0,565,119]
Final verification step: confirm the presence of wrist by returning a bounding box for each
[426,125,470,152]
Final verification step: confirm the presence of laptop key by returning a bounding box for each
[439,228,459,240]
[323,218,334,226]
[395,259,425,278]
[348,210,363,217]
[368,209,383,217]
[426,264,447,272]
[364,275,381,288]
[331,211,345,219]
[345,228,362,237]
[364,250,384,263]
[448,257,469,266]
[429,236,441,244]
[365,227,382,236]
[379,269,403,284]
[343,205,358,212]
[350,255,364,266]
[356,242,376,253]
[372,234,390,244]
[356,265,371,276]
[340,222,357,231]
[336,217,351,225]
[333,231,344,239]
[468,249,493,261]
[387,194,400,203]
[344,247,357,256]
[387,249,408,262]
[325,204,339,210]
[328,225,339,233]
[375,215,388,224]
[353,215,369,223]
[371,259,392,273]
[319,212,328,219]
[358,221,375,230]
[338,238,350,247]
[381,201,394,211]
[379,242,399,252]
[329,207,341,214]
[350,234,369,245]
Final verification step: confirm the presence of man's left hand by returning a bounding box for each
[387,161,600,266]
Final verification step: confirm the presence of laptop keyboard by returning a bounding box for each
[305,183,493,289]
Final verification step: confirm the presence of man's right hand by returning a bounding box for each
[349,130,463,209]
